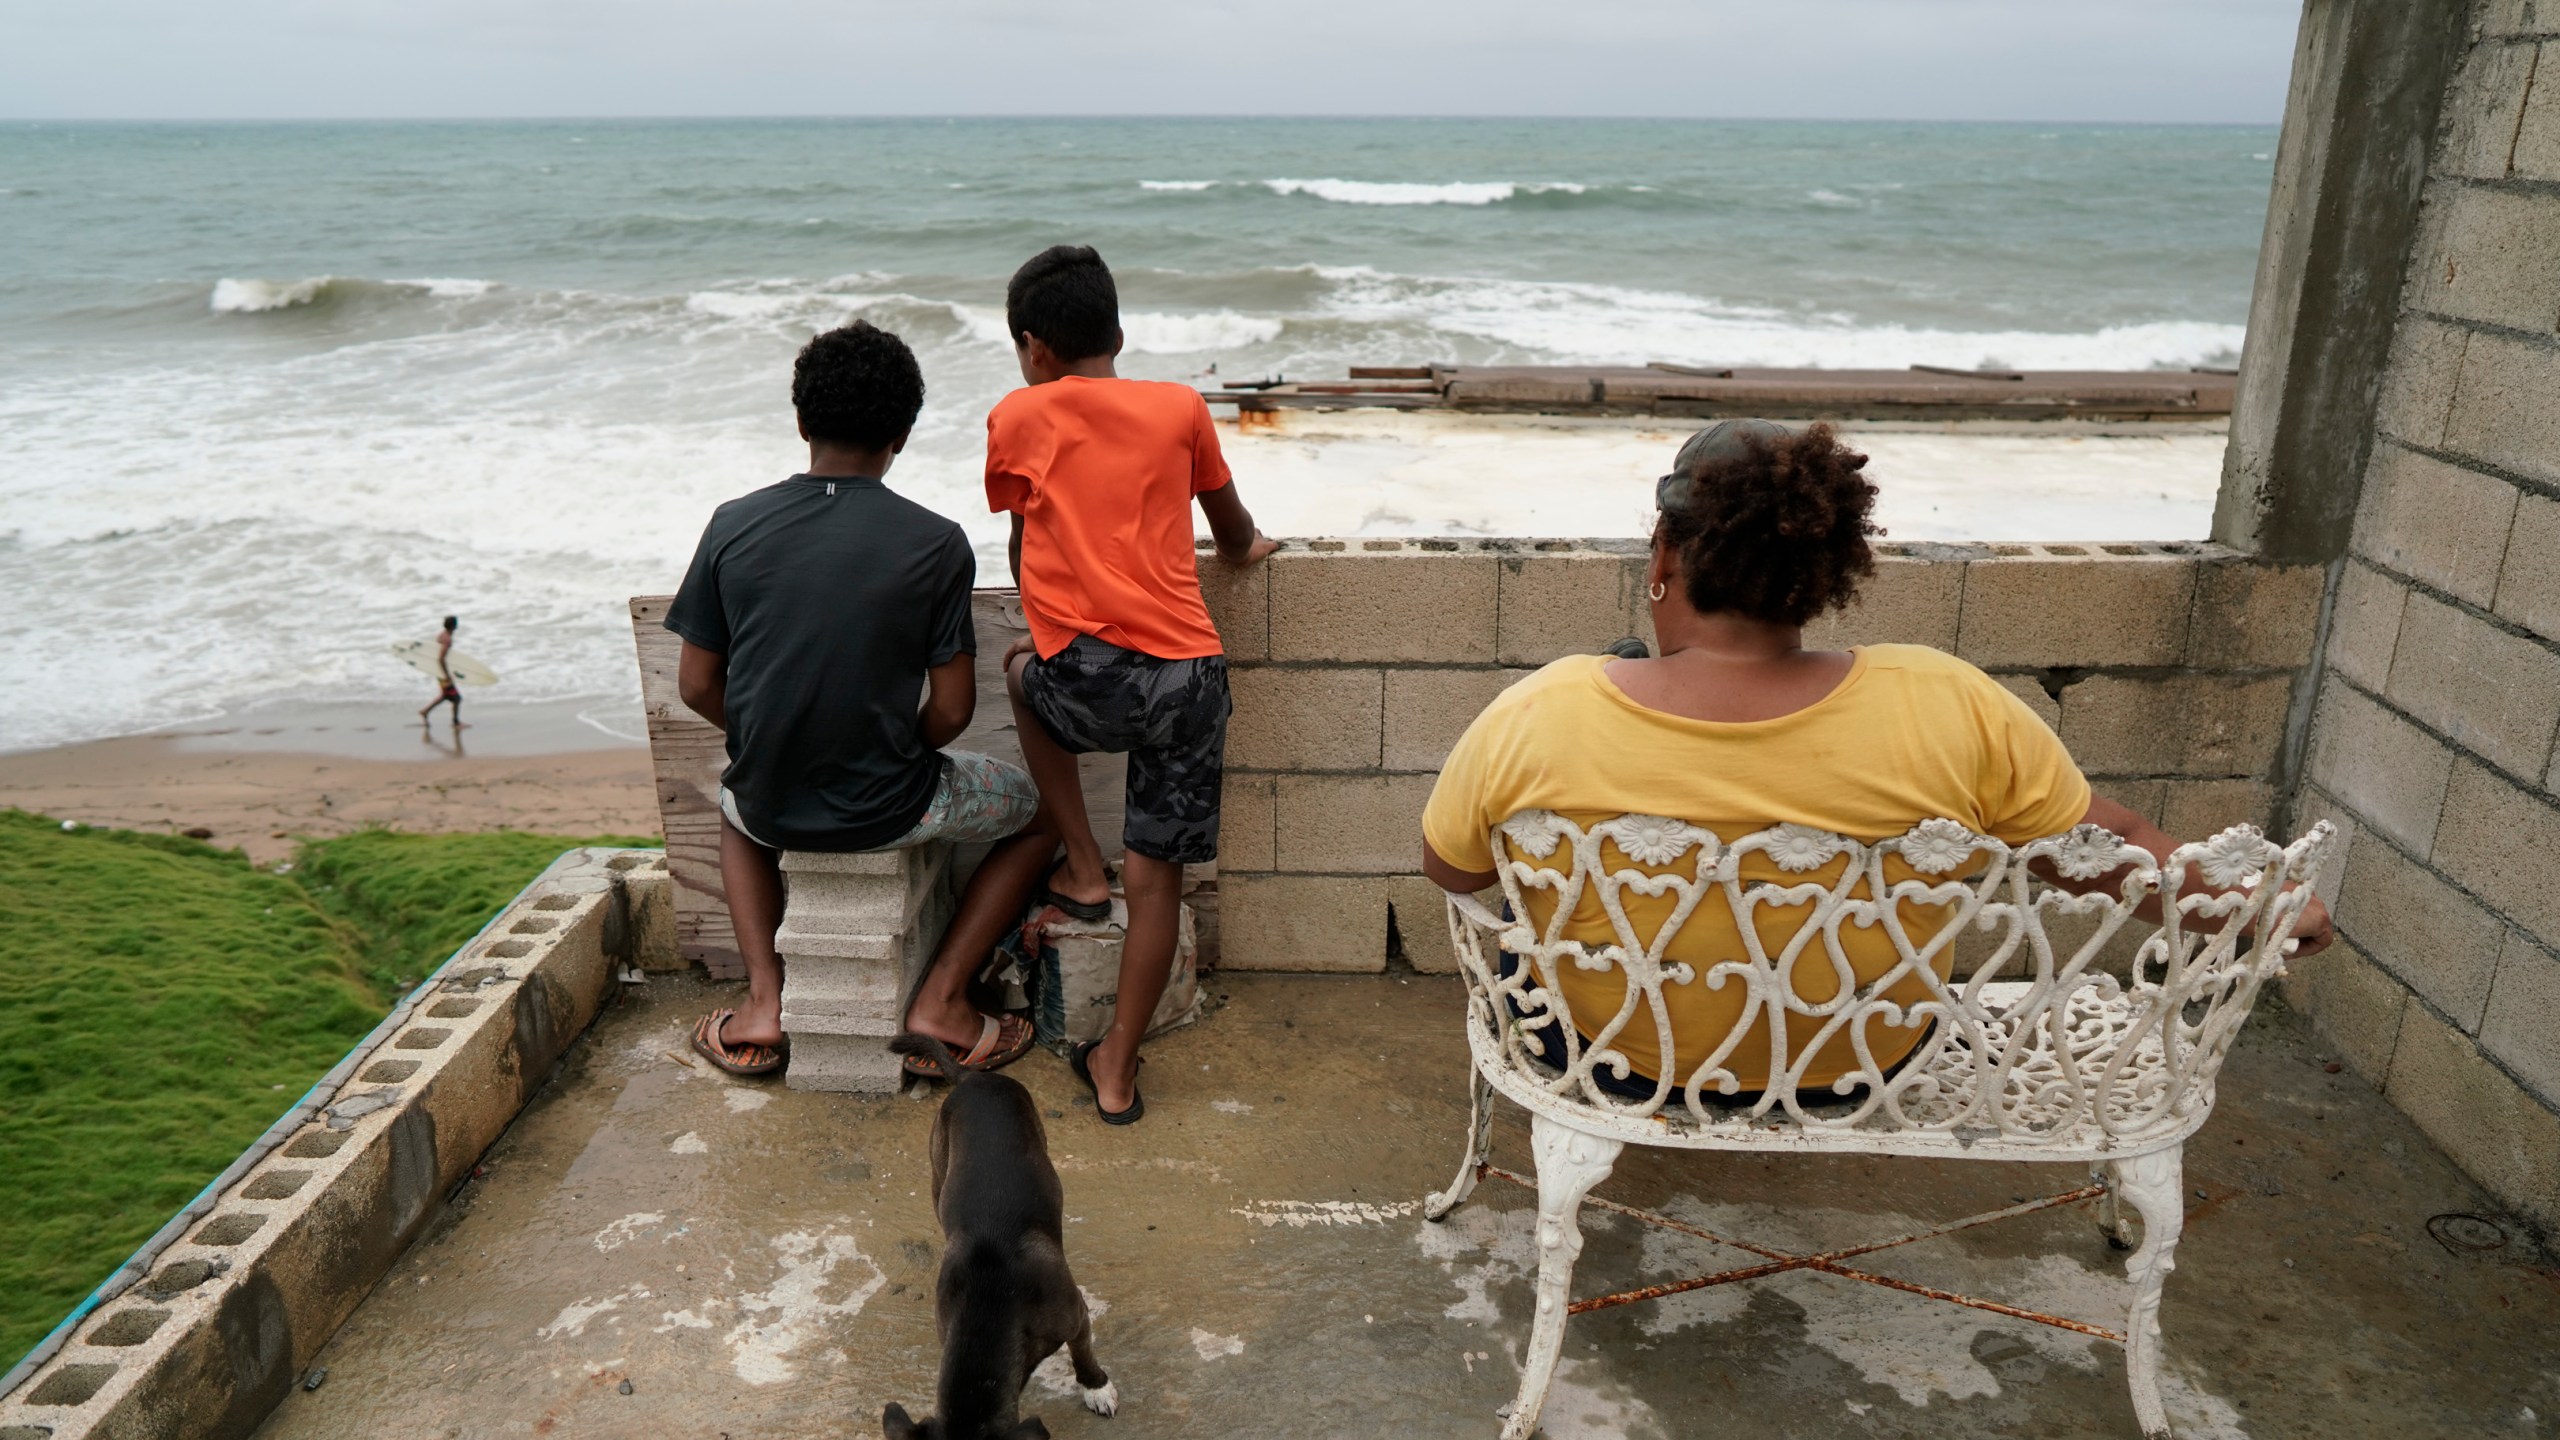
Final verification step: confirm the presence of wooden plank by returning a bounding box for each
[630,591,1132,978]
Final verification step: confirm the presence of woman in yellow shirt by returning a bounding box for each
[1419,419,2333,1098]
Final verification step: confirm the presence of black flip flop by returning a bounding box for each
[1070,1039,1145,1125]
[1038,861,1113,924]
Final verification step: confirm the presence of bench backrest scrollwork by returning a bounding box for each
[1445,814,2335,1150]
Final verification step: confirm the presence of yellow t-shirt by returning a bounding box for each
[1420,646,2091,1092]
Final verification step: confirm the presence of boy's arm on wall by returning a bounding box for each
[1008,513,1025,588]
[918,651,976,750]
[676,640,728,731]
[1197,483,1277,567]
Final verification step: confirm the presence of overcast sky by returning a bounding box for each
[2,0,2304,123]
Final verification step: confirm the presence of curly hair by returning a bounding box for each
[1655,422,1883,627]
[792,320,925,449]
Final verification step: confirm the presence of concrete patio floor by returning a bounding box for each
[256,971,2560,1440]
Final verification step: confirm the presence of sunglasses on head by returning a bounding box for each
[1656,418,1792,512]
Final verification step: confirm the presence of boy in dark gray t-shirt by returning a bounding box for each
[666,321,1053,1080]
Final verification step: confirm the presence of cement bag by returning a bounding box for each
[996,896,1202,1052]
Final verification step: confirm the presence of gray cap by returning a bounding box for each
[1657,418,1792,511]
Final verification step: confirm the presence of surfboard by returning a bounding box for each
[390,639,498,687]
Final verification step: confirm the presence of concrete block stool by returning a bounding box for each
[773,843,955,1094]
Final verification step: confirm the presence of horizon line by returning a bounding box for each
[3,112,2281,128]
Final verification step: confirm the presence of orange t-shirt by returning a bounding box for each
[985,376,1232,660]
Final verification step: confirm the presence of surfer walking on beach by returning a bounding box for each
[418,615,466,731]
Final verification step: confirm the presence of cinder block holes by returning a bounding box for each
[395,1028,452,1049]
[428,999,481,1018]
[510,917,558,934]
[193,1213,266,1247]
[86,1308,171,1346]
[359,1060,420,1083]
[532,894,580,912]
[284,1129,350,1159]
[242,1169,312,1200]
[26,1363,118,1406]
[606,854,653,872]
[482,940,535,959]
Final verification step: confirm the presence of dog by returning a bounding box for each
[883,1032,1117,1440]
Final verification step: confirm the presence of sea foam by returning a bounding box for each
[210,277,334,313]
[1262,179,1586,206]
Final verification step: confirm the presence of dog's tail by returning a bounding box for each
[888,1030,960,1083]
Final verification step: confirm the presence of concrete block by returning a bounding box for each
[1225,666,1382,771]
[2385,1003,2560,1233]
[1220,773,1277,872]
[1495,549,1645,666]
[2057,673,2293,777]
[1804,555,1965,652]
[783,1030,904,1095]
[1199,549,1269,661]
[2350,444,2519,606]
[2334,835,2506,1030]
[1385,873,1491,975]
[1955,553,2193,668]
[1268,548,1498,663]
[2408,180,2560,331]
[2279,939,2409,1088]
[1384,668,1531,771]
[1274,773,1438,874]
[2325,561,2407,691]
[775,954,906,1036]
[1216,874,1391,971]
[1996,674,2060,732]
[2514,40,2560,181]
[2185,561,2323,669]
[2293,787,2361,910]
[2437,40,2541,178]
[2492,490,2560,639]
[2303,684,2455,856]
[2158,778,2274,839]
[2482,929,2560,1105]
[2447,329,2560,487]
[2477,2,2558,38]
[2091,778,2168,827]
[2373,316,2470,450]
[2431,760,2560,945]
[2384,590,2560,781]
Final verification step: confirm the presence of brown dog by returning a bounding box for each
[883,1032,1116,1440]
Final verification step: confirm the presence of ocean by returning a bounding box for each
[0,118,2275,751]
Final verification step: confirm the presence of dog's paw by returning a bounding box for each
[1081,1379,1120,1417]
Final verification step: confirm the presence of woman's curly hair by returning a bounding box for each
[1655,422,1883,627]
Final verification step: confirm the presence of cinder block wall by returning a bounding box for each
[1199,538,2320,976]
[2284,3,2560,1231]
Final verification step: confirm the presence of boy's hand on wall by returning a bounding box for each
[1227,531,1280,568]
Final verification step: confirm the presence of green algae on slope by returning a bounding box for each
[0,813,648,1366]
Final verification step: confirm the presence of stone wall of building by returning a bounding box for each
[1201,538,2322,975]
[2282,0,2560,1230]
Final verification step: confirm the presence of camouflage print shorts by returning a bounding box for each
[1018,635,1232,865]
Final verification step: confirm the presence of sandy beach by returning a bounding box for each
[0,698,659,862]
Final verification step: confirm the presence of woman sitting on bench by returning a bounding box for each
[1418,419,2333,1100]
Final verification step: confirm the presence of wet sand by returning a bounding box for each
[0,698,659,862]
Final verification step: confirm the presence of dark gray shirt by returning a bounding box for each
[665,475,976,851]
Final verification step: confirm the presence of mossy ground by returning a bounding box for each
[0,812,650,1366]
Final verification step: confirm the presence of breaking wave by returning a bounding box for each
[1261,179,1588,206]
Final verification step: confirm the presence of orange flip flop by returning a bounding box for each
[692,1008,786,1077]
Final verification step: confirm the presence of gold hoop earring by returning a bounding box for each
[1647,581,1667,602]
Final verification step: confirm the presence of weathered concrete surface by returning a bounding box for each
[255,972,2559,1440]
[2213,0,2467,563]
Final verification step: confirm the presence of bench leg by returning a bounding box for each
[1501,1115,1622,1440]
[2114,1144,2185,1440]
[1425,1069,1494,1221]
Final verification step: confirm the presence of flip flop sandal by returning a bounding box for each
[1070,1039,1145,1125]
[1037,861,1113,924]
[900,1013,1037,1079]
[692,1008,786,1077]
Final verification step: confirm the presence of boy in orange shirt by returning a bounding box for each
[988,245,1277,1125]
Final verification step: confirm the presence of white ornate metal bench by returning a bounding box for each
[1423,812,2334,1439]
